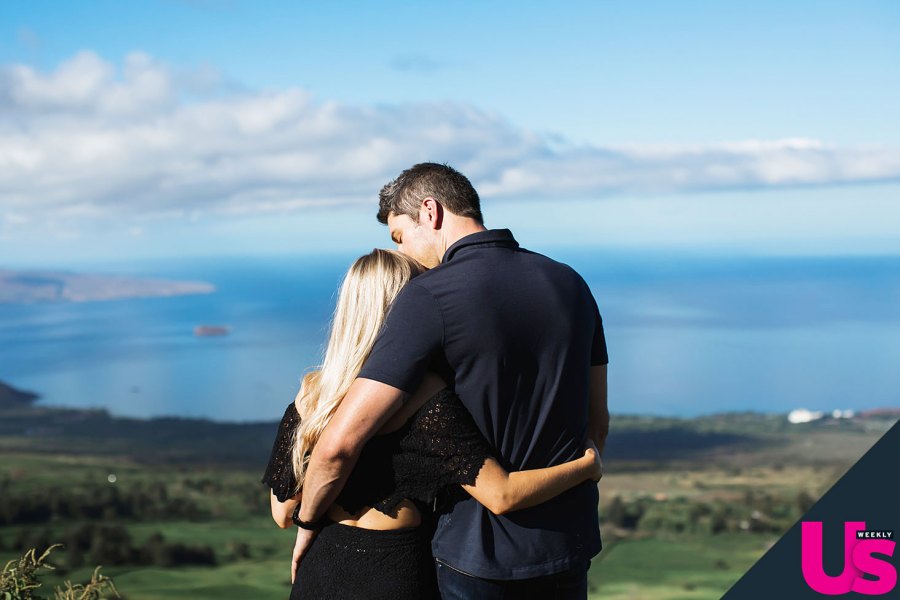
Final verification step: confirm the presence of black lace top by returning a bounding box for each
[260,388,494,515]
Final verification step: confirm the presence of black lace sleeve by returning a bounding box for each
[260,402,301,503]
[411,388,494,488]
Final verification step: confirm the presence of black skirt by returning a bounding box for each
[290,519,438,600]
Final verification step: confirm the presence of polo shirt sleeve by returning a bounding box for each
[357,281,443,395]
[590,292,609,366]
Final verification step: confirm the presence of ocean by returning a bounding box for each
[1,250,898,422]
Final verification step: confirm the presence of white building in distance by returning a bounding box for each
[788,408,824,424]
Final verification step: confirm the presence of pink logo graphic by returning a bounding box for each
[801,521,896,595]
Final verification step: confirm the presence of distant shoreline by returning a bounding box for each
[0,268,215,304]
[2,378,897,469]
[3,377,898,427]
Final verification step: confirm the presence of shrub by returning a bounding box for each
[0,543,119,600]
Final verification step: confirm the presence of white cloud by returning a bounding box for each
[1,51,899,229]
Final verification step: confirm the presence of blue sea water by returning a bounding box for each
[1,251,898,422]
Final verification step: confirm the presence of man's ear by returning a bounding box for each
[421,197,443,230]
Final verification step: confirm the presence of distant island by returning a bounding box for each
[0,269,215,304]
[194,325,230,337]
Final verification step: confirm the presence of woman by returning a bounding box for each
[261,249,601,600]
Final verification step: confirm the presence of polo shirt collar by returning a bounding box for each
[441,229,519,264]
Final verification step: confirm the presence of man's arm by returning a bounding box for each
[290,378,408,578]
[296,377,409,524]
[588,364,609,456]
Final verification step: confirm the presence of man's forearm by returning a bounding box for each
[295,378,409,522]
[297,442,360,523]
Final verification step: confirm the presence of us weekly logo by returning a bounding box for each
[722,420,900,599]
[801,522,896,595]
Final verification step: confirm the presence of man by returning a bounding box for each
[293,162,609,598]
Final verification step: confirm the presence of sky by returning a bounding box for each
[1,0,899,267]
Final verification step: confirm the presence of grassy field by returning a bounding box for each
[0,532,775,600]
[1,411,894,599]
[588,534,773,600]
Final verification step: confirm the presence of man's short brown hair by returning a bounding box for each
[377,162,483,225]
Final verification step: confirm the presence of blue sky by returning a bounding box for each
[1,0,899,266]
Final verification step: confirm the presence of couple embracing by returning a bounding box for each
[262,162,609,599]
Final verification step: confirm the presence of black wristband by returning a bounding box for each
[292,504,325,531]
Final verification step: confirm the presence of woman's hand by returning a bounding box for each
[583,440,603,482]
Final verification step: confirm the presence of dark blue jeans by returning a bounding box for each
[435,558,590,600]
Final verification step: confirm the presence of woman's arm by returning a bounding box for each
[419,384,603,517]
[270,490,301,529]
[461,443,602,516]
[266,387,306,528]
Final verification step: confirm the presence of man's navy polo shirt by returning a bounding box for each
[358,229,608,580]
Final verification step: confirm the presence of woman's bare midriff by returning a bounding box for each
[327,498,422,529]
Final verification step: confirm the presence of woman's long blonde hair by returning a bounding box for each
[289,249,426,492]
